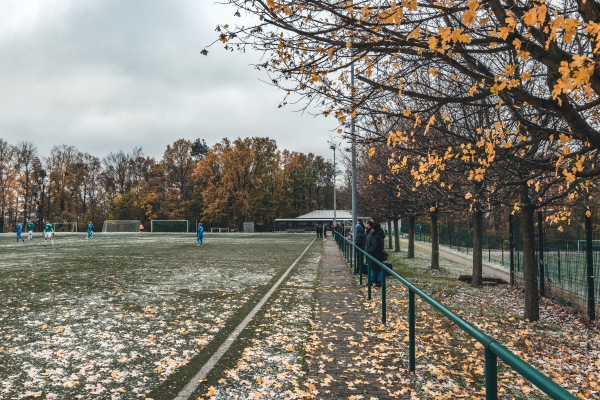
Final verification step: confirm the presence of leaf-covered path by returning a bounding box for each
[303,239,406,399]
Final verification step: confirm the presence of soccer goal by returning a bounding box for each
[576,240,600,252]
[102,220,141,233]
[151,220,189,233]
[243,222,254,233]
[52,222,77,232]
[211,227,230,233]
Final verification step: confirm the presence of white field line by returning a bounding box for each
[174,238,317,400]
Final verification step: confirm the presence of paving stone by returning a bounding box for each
[302,239,411,399]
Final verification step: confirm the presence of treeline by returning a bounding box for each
[0,137,334,232]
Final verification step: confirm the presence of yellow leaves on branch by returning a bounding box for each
[379,1,403,25]
[368,148,376,157]
[552,56,594,101]
[407,26,420,40]
[462,0,480,27]
[327,47,335,61]
[522,3,547,28]
[548,16,580,46]
[424,115,436,133]
[428,27,471,53]
[584,21,600,53]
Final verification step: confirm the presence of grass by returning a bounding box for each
[0,232,319,399]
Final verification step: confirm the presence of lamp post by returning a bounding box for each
[330,144,337,226]
[350,55,357,242]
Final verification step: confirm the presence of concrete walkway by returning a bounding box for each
[303,239,403,399]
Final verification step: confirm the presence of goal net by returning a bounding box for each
[211,227,230,233]
[102,220,141,233]
[151,220,189,233]
[576,240,600,252]
[52,222,77,233]
[243,222,254,233]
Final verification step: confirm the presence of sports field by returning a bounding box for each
[0,233,321,399]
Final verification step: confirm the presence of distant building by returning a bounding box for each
[274,210,368,232]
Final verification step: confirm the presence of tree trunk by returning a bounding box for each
[431,211,439,270]
[522,204,540,321]
[408,215,415,258]
[387,219,392,249]
[394,218,400,252]
[472,208,483,288]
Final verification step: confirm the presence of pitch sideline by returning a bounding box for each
[174,237,317,400]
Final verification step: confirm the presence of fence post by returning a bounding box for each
[557,249,561,283]
[488,236,491,262]
[408,289,415,372]
[381,268,387,325]
[585,210,596,321]
[485,347,498,400]
[538,211,545,297]
[509,214,515,286]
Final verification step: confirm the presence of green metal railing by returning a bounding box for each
[333,231,576,400]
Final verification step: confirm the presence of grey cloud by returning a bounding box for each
[0,0,338,161]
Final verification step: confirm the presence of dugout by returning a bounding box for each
[274,210,369,232]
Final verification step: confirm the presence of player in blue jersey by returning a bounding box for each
[196,223,204,247]
[16,222,24,242]
[87,221,94,239]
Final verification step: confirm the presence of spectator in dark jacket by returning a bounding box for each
[354,224,367,271]
[366,221,385,287]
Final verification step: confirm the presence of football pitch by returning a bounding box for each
[0,233,321,399]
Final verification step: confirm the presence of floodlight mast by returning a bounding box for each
[350,57,357,242]
[330,144,337,226]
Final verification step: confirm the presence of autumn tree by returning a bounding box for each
[0,139,17,232]
[162,139,197,220]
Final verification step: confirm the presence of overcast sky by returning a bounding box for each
[0,0,339,161]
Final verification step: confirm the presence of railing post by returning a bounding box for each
[485,346,498,400]
[359,253,363,285]
[381,266,387,324]
[408,289,415,372]
[367,260,372,300]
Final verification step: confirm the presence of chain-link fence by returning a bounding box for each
[402,209,599,320]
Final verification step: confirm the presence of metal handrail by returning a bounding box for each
[333,231,576,400]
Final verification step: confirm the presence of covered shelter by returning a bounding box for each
[274,210,369,232]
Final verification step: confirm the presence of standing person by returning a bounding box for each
[366,219,385,287]
[27,221,35,240]
[355,224,368,272]
[87,221,94,239]
[43,221,54,246]
[16,222,25,242]
[196,223,204,247]
[315,224,321,238]
[355,219,364,233]
[139,223,144,235]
